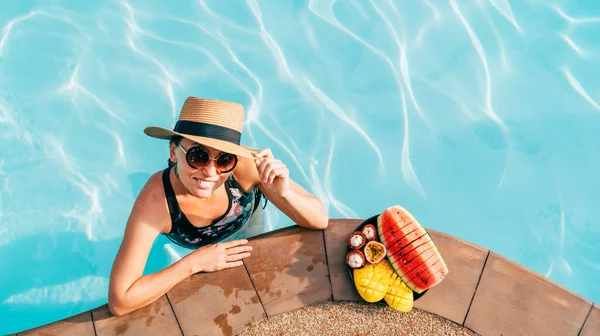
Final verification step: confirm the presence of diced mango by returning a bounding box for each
[384,271,414,312]
[353,259,394,302]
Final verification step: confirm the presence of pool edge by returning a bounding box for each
[14,218,598,336]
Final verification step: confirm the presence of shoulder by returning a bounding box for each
[128,170,171,233]
[231,156,261,193]
[137,170,166,204]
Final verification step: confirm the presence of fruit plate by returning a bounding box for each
[346,214,429,302]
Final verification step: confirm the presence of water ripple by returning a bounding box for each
[563,67,600,111]
[416,0,442,45]
[560,34,585,55]
[246,0,293,78]
[488,0,521,32]
[0,12,38,56]
[59,64,126,123]
[370,0,431,127]
[0,11,83,56]
[321,132,358,218]
[450,0,507,130]
[554,6,600,24]
[449,0,511,189]
[42,136,103,241]
[309,0,431,127]
[3,276,108,305]
[121,1,180,119]
[399,90,426,198]
[305,79,384,168]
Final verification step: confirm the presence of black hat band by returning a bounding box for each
[173,120,241,144]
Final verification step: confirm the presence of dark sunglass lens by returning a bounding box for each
[217,153,237,171]
[187,147,209,168]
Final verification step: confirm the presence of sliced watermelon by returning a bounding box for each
[379,219,428,256]
[392,244,438,272]
[385,232,432,262]
[377,205,449,293]
[377,207,416,236]
[407,259,448,288]
[397,259,447,291]
[390,246,440,285]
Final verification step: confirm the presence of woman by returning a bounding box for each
[108,96,328,316]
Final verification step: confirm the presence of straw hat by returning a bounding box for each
[144,96,257,158]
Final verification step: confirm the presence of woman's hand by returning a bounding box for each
[184,239,253,274]
[253,148,291,198]
[249,147,328,230]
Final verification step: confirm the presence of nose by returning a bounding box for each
[200,159,219,176]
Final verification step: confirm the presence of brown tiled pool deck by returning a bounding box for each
[15,219,599,335]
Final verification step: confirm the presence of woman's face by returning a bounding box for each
[170,138,231,199]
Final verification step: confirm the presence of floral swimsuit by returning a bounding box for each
[161,167,265,249]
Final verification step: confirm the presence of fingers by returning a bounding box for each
[221,239,249,249]
[226,261,244,268]
[227,245,253,255]
[216,241,252,270]
[256,159,287,183]
[226,252,251,262]
[260,160,283,182]
[253,148,289,184]
[197,240,252,272]
[253,148,273,159]
[267,167,288,184]
[255,157,273,176]
[225,246,253,263]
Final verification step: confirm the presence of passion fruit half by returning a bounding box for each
[364,241,387,264]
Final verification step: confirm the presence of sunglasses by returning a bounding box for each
[177,143,238,173]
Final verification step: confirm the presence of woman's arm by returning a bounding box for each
[249,148,329,230]
[263,178,329,230]
[108,174,190,316]
[108,174,252,316]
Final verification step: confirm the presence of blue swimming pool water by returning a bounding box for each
[1,0,600,333]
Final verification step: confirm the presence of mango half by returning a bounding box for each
[384,271,414,312]
[353,259,394,302]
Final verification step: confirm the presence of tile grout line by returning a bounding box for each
[90,310,98,336]
[243,260,269,320]
[577,303,594,336]
[462,249,490,326]
[320,229,334,302]
[165,293,186,336]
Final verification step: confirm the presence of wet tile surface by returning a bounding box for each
[92,295,181,336]
[464,252,592,336]
[167,265,266,336]
[580,304,599,336]
[16,221,600,336]
[18,311,95,336]
[413,230,489,325]
[244,226,331,316]
[323,219,363,302]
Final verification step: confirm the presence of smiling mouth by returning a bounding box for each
[193,177,216,188]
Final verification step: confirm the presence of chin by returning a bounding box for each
[192,188,214,199]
